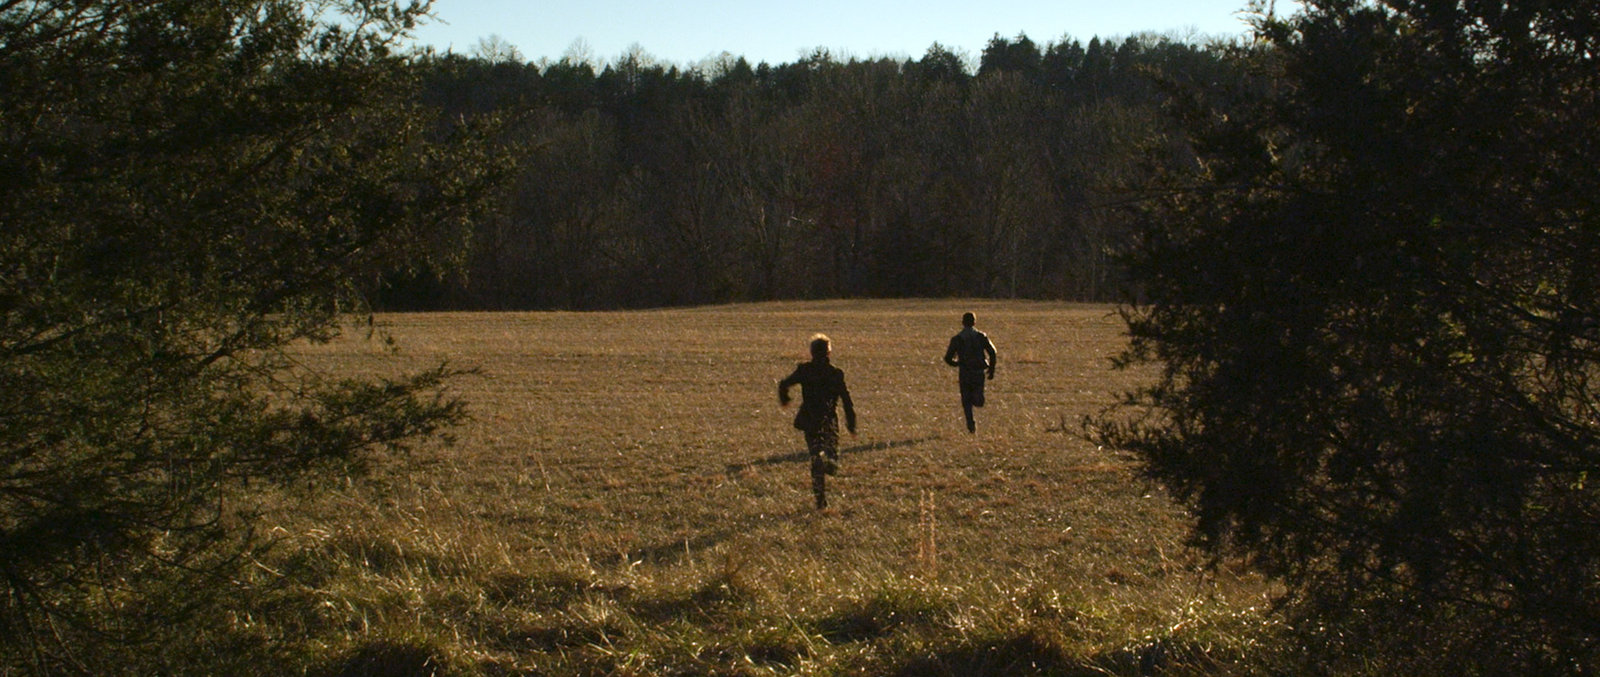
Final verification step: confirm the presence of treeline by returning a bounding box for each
[379,34,1245,310]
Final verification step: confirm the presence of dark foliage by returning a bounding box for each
[0,0,503,670]
[1096,0,1600,671]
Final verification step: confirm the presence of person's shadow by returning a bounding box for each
[593,435,944,569]
[723,435,941,475]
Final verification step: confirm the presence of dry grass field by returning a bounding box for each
[268,299,1279,675]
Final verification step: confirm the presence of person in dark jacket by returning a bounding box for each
[943,311,997,433]
[779,334,857,510]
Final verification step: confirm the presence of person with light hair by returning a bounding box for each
[944,311,997,433]
[778,334,857,510]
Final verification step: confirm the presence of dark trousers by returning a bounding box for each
[805,427,839,508]
[959,369,986,432]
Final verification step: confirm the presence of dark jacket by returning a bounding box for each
[944,327,997,374]
[778,360,856,434]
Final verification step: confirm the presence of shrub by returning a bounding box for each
[1096,0,1600,670]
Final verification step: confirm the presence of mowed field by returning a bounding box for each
[282,299,1274,675]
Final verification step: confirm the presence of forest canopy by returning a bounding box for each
[381,30,1241,309]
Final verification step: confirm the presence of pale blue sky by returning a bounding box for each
[409,0,1259,67]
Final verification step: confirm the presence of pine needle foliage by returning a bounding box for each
[1097,0,1600,671]
[0,0,504,670]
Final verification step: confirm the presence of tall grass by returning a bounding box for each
[223,300,1283,675]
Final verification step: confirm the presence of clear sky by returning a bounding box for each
[408,0,1258,67]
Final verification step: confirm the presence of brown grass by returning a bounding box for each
[261,299,1280,675]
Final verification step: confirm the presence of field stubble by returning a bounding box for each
[276,300,1277,675]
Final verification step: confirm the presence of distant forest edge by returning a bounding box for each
[376,33,1241,310]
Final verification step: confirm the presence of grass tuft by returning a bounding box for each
[891,627,1076,677]
[816,576,953,643]
[320,637,453,677]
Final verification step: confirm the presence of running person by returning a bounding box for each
[779,334,857,509]
[943,312,997,433]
